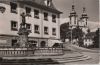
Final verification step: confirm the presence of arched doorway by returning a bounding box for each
[40,41,46,48]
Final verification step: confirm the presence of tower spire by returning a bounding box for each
[69,0,78,28]
[72,0,75,11]
[80,6,88,27]
[83,7,86,14]
[83,7,86,13]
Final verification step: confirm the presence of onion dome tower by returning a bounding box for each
[69,3,78,29]
[80,7,88,27]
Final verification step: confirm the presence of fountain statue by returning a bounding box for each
[18,12,31,47]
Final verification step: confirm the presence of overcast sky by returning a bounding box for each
[53,0,99,22]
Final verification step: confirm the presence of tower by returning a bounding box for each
[79,7,89,34]
[80,7,88,28]
[69,4,78,29]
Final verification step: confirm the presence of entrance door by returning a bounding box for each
[40,41,46,48]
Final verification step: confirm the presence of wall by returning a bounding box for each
[0,47,64,57]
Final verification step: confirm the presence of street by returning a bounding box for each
[63,49,99,65]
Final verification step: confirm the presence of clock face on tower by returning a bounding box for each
[44,0,51,6]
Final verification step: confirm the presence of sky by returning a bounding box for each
[53,0,99,22]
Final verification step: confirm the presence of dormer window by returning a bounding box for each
[44,0,51,6]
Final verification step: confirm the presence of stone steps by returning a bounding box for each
[53,55,91,63]
[2,52,91,63]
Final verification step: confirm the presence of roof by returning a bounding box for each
[17,0,62,14]
[34,0,57,10]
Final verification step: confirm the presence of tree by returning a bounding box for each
[93,28,99,48]
[78,37,84,47]
[72,26,84,39]
[72,26,84,46]
[87,28,91,33]
[60,22,70,42]
[60,23,84,43]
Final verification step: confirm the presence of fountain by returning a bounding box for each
[18,12,31,47]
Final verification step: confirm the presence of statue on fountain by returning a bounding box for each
[18,12,31,47]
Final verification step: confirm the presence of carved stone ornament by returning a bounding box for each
[0,6,6,13]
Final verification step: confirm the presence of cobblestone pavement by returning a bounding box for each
[63,50,99,65]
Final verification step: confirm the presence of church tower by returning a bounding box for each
[69,4,78,29]
[79,7,89,34]
[80,7,88,28]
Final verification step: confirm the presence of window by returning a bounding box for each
[26,23,31,32]
[86,22,87,25]
[52,15,56,22]
[44,27,48,35]
[40,41,46,48]
[28,40,37,47]
[34,9,39,19]
[44,12,48,21]
[44,0,51,6]
[74,17,76,24]
[25,7,31,17]
[74,21,76,24]
[34,25,40,34]
[10,2,17,13]
[11,21,18,31]
[52,28,56,35]
[12,39,17,47]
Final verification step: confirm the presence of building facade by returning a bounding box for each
[84,38,93,47]
[83,32,95,47]
[0,0,62,48]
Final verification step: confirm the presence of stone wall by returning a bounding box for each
[34,48,64,56]
[0,48,29,57]
[0,47,64,57]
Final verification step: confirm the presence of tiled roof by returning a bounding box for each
[17,0,62,14]
[34,0,56,10]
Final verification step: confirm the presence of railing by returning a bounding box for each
[0,47,64,57]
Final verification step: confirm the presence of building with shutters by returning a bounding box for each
[0,0,62,48]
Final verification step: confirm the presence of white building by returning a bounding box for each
[84,38,93,47]
[83,32,95,47]
[0,0,62,47]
